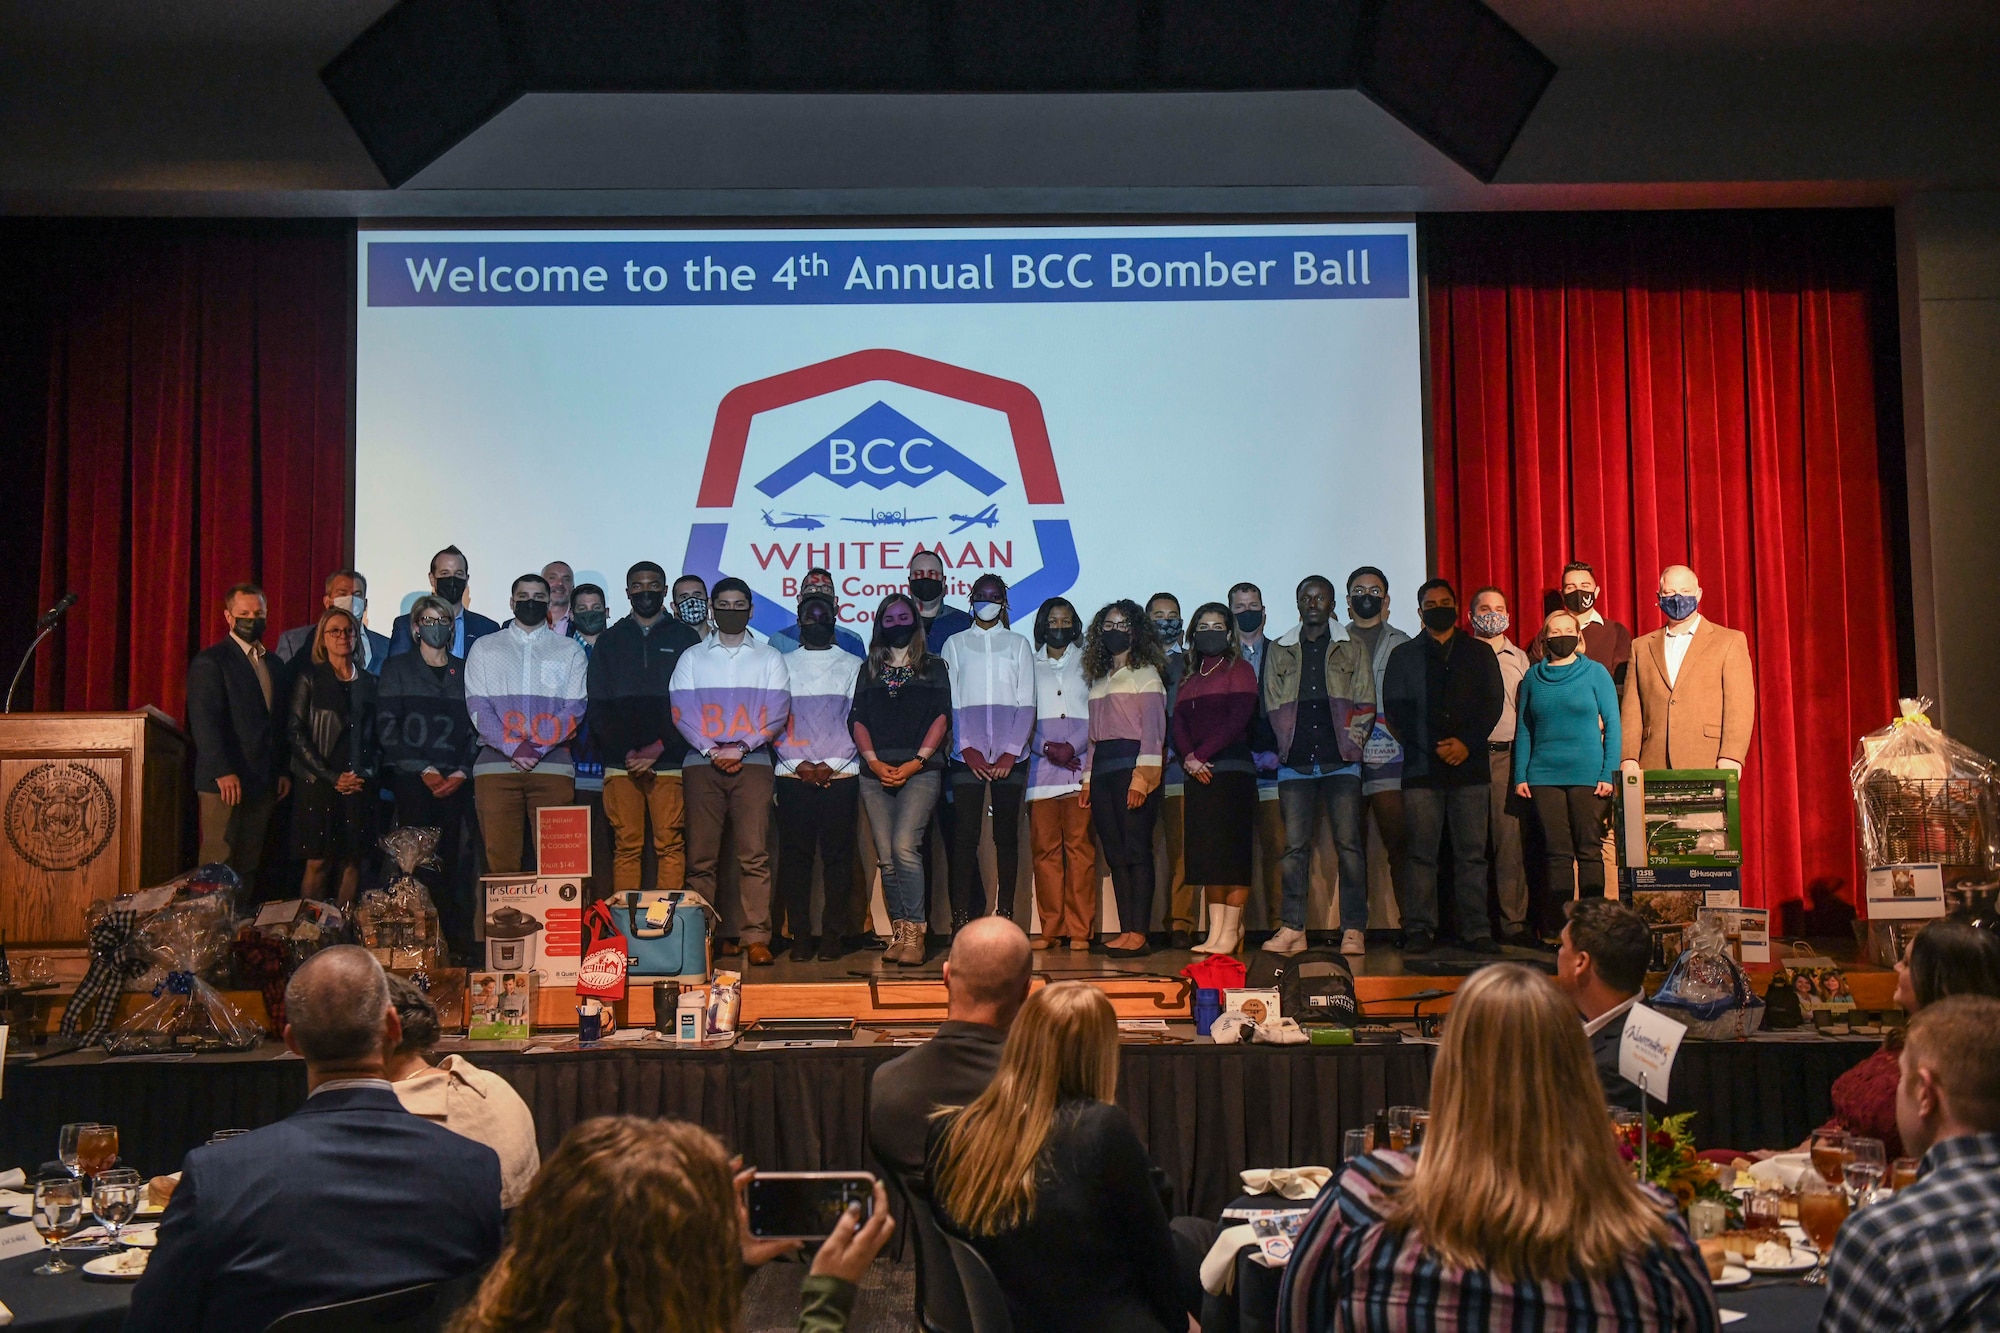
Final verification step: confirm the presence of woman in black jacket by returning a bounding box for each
[289,606,380,905]
[377,594,480,955]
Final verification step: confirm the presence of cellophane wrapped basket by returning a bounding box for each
[105,894,260,1054]
[1853,698,1999,872]
[1649,914,1765,1040]
[355,827,446,971]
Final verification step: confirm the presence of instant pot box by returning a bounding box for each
[480,875,585,986]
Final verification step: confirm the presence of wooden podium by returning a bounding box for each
[0,709,188,946]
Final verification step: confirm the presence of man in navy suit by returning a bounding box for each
[273,569,393,676]
[185,583,290,891]
[388,545,500,660]
[125,947,503,1333]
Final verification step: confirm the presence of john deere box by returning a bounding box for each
[1621,769,1741,868]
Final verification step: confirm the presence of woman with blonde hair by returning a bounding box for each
[1278,964,1719,1331]
[926,982,1214,1333]
[289,605,379,905]
[449,1115,892,1333]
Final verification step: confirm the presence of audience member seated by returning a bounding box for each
[1552,898,1658,1113]
[869,915,1033,1192]
[384,974,542,1208]
[1821,994,2000,1331]
[447,1115,893,1333]
[126,947,503,1333]
[1278,964,1720,1332]
[926,982,1216,1333]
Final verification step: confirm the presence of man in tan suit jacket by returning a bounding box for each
[1619,564,1755,774]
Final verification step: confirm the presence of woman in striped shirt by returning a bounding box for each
[1278,963,1720,1333]
[1079,600,1169,958]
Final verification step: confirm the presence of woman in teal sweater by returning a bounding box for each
[1512,610,1622,915]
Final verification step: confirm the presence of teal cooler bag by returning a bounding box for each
[609,890,713,982]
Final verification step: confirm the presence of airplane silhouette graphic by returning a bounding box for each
[843,509,937,527]
[948,504,1000,534]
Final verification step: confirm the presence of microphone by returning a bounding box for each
[36,592,78,632]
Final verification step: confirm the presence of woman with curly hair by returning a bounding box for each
[448,1115,893,1333]
[1080,600,1168,956]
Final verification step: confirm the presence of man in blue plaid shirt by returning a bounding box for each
[1821,994,2000,1332]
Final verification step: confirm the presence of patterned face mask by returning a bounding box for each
[675,595,709,626]
[1471,609,1509,636]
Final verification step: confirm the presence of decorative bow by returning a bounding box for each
[61,909,148,1047]
[152,970,196,998]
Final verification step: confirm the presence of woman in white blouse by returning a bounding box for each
[384,974,541,1208]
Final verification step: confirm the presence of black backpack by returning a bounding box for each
[1245,948,1363,1027]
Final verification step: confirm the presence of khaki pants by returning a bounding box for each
[1255,793,1286,928]
[197,790,277,882]
[1030,793,1096,940]
[474,770,576,874]
[600,771,686,892]
[1162,791,1197,930]
[1488,747,1528,929]
[683,762,776,945]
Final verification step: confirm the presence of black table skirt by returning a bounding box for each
[0,1035,1870,1218]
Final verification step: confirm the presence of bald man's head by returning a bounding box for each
[1659,565,1700,596]
[284,945,393,1065]
[942,916,1033,1028]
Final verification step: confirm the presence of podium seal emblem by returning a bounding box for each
[6,762,116,871]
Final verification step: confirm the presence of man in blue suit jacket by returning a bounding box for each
[388,544,500,661]
[125,947,503,1333]
[273,569,393,676]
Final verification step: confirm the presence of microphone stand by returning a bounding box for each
[5,624,58,715]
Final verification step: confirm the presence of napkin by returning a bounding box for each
[1240,1166,1333,1199]
[0,1170,22,1189]
[1747,1153,1812,1190]
[1200,1225,1257,1294]
[0,1294,12,1324]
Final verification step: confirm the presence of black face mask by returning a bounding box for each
[909,575,945,605]
[573,608,608,635]
[1098,628,1132,656]
[1043,625,1078,648]
[418,622,454,649]
[1233,609,1264,635]
[713,607,752,636]
[1349,593,1384,621]
[513,599,550,628]
[880,622,917,649]
[233,616,266,644]
[629,590,664,619]
[1420,606,1458,633]
[1191,629,1230,658]
[1546,635,1581,659]
[1561,589,1596,615]
[433,575,468,605]
[799,621,836,648]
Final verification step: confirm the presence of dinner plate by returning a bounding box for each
[1745,1246,1817,1274]
[4,1203,29,1219]
[1712,1264,1751,1288]
[68,1223,158,1248]
[82,1249,149,1280]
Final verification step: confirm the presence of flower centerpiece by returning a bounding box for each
[1618,1111,1741,1221]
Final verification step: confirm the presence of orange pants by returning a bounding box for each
[1029,793,1096,939]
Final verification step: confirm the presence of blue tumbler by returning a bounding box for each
[1193,987,1222,1037]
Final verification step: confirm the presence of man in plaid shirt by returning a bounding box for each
[1821,994,2000,1332]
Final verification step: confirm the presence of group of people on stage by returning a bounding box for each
[184,541,1754,964]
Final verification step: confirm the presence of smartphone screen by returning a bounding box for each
[746,1174,875,1237]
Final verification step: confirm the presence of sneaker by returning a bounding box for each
[1340,929,1367,957]
[1466,935,1505,955]
[1403,929,1436,955]
[1261,926,1308,956]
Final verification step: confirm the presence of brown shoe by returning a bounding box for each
[719,939,742,957]
[1031,935,1054,951]
[1068,936,1091,951]
[895,920,928,966]
[745,943,775,966]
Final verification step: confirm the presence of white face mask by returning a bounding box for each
[972,601,1004,623]
[334,594,366,620]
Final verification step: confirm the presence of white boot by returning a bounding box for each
[1192,904,1244,955]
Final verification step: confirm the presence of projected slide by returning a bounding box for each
[355,223,1425,635]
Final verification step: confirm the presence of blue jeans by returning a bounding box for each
[1402,784,1491,941]
[861,770,941,923]
[1277,773,1368,932]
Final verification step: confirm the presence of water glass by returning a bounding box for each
[1342,1126,1375,1161]
[1844,1136,1886,1203]
[1808,1128,1849,1186]
[32,1178,84,1275]
[1795,1170,1849,1285]
[1387,1106,1421,1152]
[92,1169,141,1248]
[57,1123,94,1179]
[75,1124,118,1180]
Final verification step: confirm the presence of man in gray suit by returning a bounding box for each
[274,569,392,676]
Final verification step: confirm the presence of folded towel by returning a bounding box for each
[1200,1226,1257,1295]
[1240,1166,1333,1199]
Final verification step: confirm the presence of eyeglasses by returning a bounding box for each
[1102,617,1132,631]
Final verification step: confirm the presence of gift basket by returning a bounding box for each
[104,893,260,1054]
[1853,698,1999,872]
[60,864,243,1047]
[354,827,447,971]
[232,900,347,1032]
[1648,913,1765,1040]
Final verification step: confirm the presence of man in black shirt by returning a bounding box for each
[1381,578,1504,954]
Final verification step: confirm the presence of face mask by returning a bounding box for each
[573,608,608,635]
[880,622,917,649]
[1420,606,1459,633]
[1349,593,1384,621]
[1233,609,1263,635]
[1471,609,1509,636]
[334,594,366,620]
[629,590,664,619]
[1546,634,1581,659]
[233,616,266,644]
[418,622,454,649]
[1659,591,1699,621]
[513,599,550,628]
[434,575,467,605]
[799,621,836,648]
[1043,625,1078,648]
[1191,628,1230,658]
[676,595,709,626]
[713,606,752,636]
[909,576,946,605]
[1562,588,1596,615]
[1098,628,1132,656]
[972,601,1004,623]
[1152,617,1182,643]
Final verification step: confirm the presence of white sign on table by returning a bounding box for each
[1865,864,1947,920]
[0,1223,45,1261]
[1619,1003,1687,1101]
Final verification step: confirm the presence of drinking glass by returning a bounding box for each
[57,1123,95,1179]
[1808,1128,1850,1186]
[1387,1106,1421,1152]
[1410,1111,1432,1150]
[1743,1190,1785,1233]
[1844,1137,1886,1203]
[1890,1157,1920,1191]
[91,1168,141,1249]
[75,1124,118,1180]
[1795,1171,1849,1285]
[32,1178,84,1275]
[1342,1127,1375,1162]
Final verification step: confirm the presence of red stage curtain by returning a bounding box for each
[1425,211,1906,915]
[21,223,352,723]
